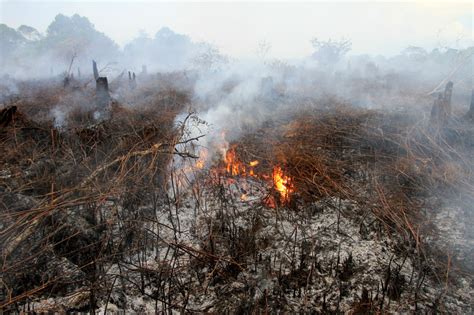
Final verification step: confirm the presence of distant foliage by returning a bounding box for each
[0,24,28,61]
[401,46,429,62]
[42,14,120,62]
[192,44,229,72]
[311,38,352,66]
[0,14,121,77]
[123,27,206,71]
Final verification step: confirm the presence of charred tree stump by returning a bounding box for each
[0,105,17,127]
[92,60,99,81]
[96,77,110,100]
[430,93,443,124]
[63,76,70,88]
[464,89,474,121]
[430,81,453,125]
[443,81,453,118]
[128,71,137,89]
[470,89,474,113]
[96,77,110,109]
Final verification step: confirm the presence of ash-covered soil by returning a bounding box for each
[24,175,473,314]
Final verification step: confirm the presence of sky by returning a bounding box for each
[0,0,472,59]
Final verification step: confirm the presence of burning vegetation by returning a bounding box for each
[0,15,473,313]
[1,72,473,313]
[219,144,293,205]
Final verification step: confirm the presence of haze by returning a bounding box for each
[1,0,472,59]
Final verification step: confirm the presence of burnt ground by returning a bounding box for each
[0,78,473,313]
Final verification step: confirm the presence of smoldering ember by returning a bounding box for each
[0,10,473,314]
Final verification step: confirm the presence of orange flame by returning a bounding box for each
[220,143,294,207]
[195,148,208,169]
[225,146,241,175]
[224,146,259,177]
[273,166,293,202]
[249,160,259,167]
[196,160,205,169]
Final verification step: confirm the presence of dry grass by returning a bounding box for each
[231,103,473,271]
[0,80,199,311]
[0,81,472,312]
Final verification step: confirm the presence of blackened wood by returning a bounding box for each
[63,76,70,88]
[0,106,17,127]
[465,89,474,121]
[470,89,474,113]
[443,81,453,118]
[96,77,110,108]
[430,81,454,124]
[92,60,99,80]
[430,93,443,123]
[129,71,137,89]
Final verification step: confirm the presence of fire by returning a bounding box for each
[224,147,294,204]
[272,166,293,202]
[211,140,294,207]
[249,160,259,167]
[225,146,242,175]
[195,148,208,169]
[224,146,259,177]
[195,160,205,169]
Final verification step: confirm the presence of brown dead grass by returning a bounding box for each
[0,81,196,310]
[233,104,473,254]
[0,81,472,312]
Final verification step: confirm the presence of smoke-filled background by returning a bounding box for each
[2,0,472,215]
[0,0,473,235]
[1,1,473,126]
[1,1,474,313]
[1,1,472,74]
